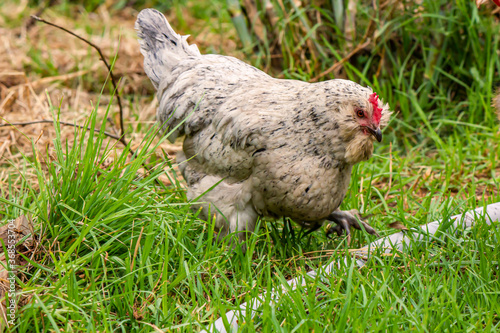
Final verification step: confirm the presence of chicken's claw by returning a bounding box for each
[325,209,379,244]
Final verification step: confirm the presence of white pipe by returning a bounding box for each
[201,202,500,333]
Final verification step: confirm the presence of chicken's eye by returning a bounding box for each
[356,109,365,118]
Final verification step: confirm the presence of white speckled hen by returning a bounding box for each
[136,9,391,248]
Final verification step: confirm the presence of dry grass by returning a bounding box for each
[1,5,143,188]
[0,2,246,194]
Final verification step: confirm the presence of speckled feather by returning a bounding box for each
[494,88,500,121]
[136,9,391,244]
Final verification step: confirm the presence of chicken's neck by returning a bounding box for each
[344,135,374,164]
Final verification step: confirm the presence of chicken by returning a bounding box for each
[476,1,500,118]
[476,0,500,7]
[494,90,500,119]
[135,9,391,248]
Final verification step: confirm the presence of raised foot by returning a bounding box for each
[326,209,379,244]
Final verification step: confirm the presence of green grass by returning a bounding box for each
[1,0,500,331]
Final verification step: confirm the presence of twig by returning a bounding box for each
[0,120,121,141]
[139,270,164,313]
[27,16,167,188]
[30,15,126,141]
[130,226,144,271]
[310,39,371,82]
[310,16,376,83]
[3,118,170,187]
[1,119,166,188]
[29,16,166,187]
[137,322,164,333]
[25,0,58,31]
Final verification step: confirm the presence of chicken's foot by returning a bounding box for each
[325,209,379,244]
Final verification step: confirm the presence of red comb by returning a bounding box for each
[369,93,382,124]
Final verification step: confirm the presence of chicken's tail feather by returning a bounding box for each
[135,8,200,89]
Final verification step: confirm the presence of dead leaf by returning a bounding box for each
[388,221,409,231]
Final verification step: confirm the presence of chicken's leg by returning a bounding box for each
[325,209,379,244]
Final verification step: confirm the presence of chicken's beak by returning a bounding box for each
[367,127,382,142]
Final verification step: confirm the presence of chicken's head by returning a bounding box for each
[360,93,384,142]
[329,81,391,164]
[476,0,500,7]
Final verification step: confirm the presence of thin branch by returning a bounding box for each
[1,119,165,187]
[310,39,371,83]
[27,16,164,188]
[0,120,121,141]
[30,15,126,141]
[310,17,377,83]
[25,0,58,31]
